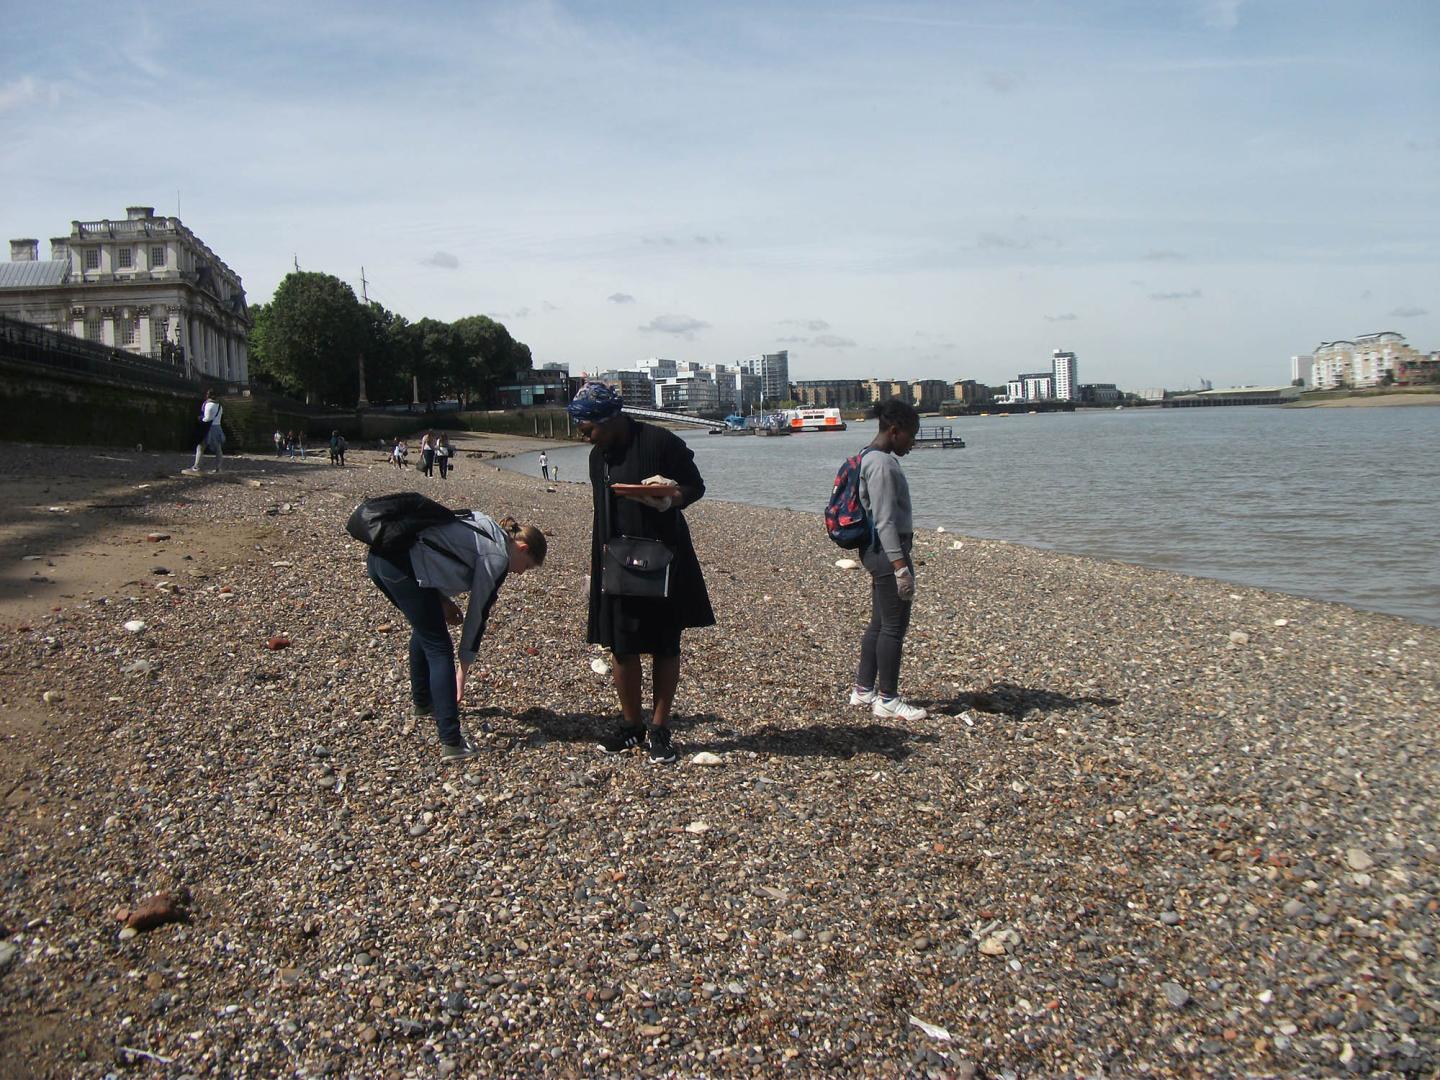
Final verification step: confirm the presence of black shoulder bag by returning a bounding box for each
[601,464,674,598]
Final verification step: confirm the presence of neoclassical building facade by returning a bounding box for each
[0,206,250,383]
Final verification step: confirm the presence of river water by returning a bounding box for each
[509,406,1440,627]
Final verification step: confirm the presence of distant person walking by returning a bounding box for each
[539,450,550,481]
[420,431,436,477]
[391,438,408,469]
[286,431,298,460]
[366,512,547,760]
[336,433,347,466]
[329,430,347,466]
[273,429,284,457]
[186,389,224,474]
[435,433,453,479]
[849,400,926,722]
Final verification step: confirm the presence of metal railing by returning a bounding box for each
[0,313,201,392]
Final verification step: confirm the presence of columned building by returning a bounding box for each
[0,207,250,383]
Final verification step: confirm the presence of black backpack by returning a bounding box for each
[346,492,470,555]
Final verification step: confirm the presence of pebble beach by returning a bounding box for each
[1,440,1437,1079]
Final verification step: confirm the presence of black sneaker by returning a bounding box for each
[646,725,677,765]
[414,703,434,718]
[597,725,647,755]
[440,737,479,761]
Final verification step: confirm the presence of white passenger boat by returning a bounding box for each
[784,407,847,432]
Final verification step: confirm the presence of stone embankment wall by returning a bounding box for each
[0,357,201,451]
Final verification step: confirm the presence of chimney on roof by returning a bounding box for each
[126,206,155,221]
[10,239,39,262]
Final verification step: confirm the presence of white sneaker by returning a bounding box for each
[848,687,876,707]
[872,696,927,722]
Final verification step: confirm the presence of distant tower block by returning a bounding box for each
[1052,349,1078,401]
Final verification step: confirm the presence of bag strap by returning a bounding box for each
[602,463,616,540]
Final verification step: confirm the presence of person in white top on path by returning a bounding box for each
[187,390,224,474]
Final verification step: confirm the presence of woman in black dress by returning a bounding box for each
[569,382,714,764]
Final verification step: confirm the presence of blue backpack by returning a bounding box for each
[824,448,874,549]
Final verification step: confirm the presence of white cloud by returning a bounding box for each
[0,76,38,112]
[1199,0,1243,30]
[640,314,710,338]
[1389,305,1428,318]
[421,251,460,270]
[1142,250,1187,262]
[812,334,856,348]
[1149,289,1203,301]
[607,292,636,304]
[1045,313,1079,322]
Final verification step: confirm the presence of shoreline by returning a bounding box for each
[1,445,1436,1076]
[1287,391,1440,408]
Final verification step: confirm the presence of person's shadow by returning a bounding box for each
[490,707,938,762]
[929,680,1121,718]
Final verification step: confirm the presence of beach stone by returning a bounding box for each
[123,620,146,633]
[979,935,1007,957]
[1160,911,1181,926]
[1162,982,1190,1008]
[1229,630,1250,645]
[690,751,723,766]
[1345,848,1374,871]
[0,942,18,970]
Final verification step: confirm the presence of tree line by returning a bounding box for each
[247,271,532,408]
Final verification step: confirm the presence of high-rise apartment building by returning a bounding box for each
[741,350,790,404]
[1052,349,1078,401]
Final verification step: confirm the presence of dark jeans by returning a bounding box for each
[437,455,449,478]
[856,549,912,699]
[366,547,461,745]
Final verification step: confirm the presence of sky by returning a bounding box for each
[2,0,1436,391]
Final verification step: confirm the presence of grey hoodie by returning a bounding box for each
[408,512,510,663]
[858,450,913,565]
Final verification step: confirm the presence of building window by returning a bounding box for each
[117,247,133,269]
[118,319,137,345]
[85,319,102,342]
[84,248,100,271]
[152,320,169,353]
[150,245,165,268]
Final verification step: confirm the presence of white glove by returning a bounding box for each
[894,565,915,599]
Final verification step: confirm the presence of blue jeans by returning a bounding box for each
[366,548,461,745]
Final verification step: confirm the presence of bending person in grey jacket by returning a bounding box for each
[367,512,547,760]
[851,400,928,723]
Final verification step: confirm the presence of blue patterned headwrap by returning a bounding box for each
[567,381,625,422]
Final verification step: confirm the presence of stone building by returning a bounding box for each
[0,206,250,383]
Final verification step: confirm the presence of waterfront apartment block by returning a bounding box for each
[1290,353,1314,388]
[1309,331,1434,389]
[594,369,655,409]
[910,379,949,411]
[741,350,790,404]
[0,207,250,384]
[1052,349,1078,401]
[794,379,867,408]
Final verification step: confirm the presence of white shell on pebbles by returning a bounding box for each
[122,620,146,633]
[835,558,859,570]
[690,752,723,766]
[589,658,611,676]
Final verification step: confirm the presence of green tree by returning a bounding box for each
[249,272,369,403]
[451,315,531,406]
